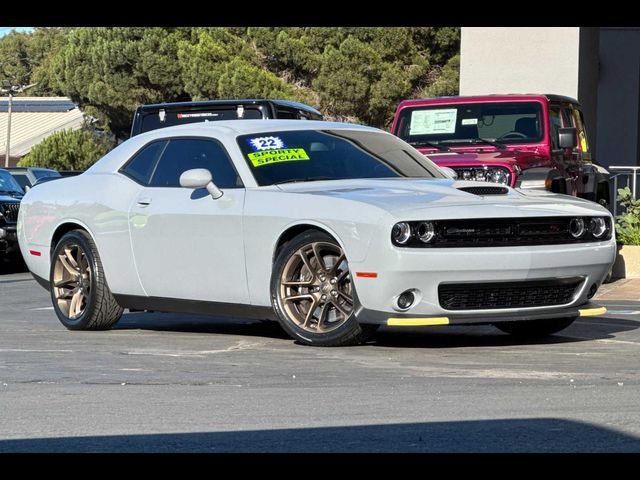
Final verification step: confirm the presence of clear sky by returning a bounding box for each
[0,27,34,38]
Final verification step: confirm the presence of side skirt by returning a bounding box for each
[112,294,276,321]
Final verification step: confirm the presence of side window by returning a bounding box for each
[549,106,562,150]
[150,138,242,189]
[120,140,167,185]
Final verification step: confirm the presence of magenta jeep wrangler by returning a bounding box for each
[391,94,610,205]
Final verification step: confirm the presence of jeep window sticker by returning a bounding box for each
[409,109,458,135]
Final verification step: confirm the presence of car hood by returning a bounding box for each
[274,178,610,220]
[421,149,533,167]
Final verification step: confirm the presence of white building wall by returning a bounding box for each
[460,27,580,97]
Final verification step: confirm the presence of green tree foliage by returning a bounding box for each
[2,27,460,137]
[19,128,115,171]
[615,187,640,245]
[50,27,189,137]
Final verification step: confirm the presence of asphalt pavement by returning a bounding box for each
[1,266,639,452]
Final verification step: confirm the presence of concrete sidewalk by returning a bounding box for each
[595,278,640,301]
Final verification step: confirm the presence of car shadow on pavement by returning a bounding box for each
[113,311,639,348]
[0,418,638,452]
[372,316,640,348]
[114,312,292,340]
[0,257,27,275]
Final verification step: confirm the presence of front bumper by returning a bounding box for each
[349,240,616,319]
[355,301,606,326]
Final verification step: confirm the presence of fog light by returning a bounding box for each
[569,218,586,238]
[0,228,5,239]
[392,222,412,245]
[588,283,598,299]
[589,218,607,238]
[397,290,415,310]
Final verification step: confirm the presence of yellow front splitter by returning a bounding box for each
[578,306,607,317]
[387,317,450,327]
[386,306,607,327]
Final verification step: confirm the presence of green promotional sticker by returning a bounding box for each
[248,148,310,167]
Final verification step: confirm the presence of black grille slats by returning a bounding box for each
[0,202,20,223]
[439,278,583,310]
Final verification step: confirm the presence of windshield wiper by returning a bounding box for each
[441,138,507,150]
[0,189,22,195]
[409,141,451,152]
[274,176,337,185]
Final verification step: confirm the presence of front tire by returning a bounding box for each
[271,230,377,346]
[493,316,577,338]
[50,229,123,330]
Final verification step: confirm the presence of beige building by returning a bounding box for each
[0,96,84,168]
[460,27,639,169]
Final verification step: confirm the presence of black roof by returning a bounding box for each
[0,98,77,113]
[137,99,322,116]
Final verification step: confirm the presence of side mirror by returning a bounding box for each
[179,168,223,199]
[440,166,458,179]
[558,127,577,149]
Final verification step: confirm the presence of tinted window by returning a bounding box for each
[121,141,167,185]
[8,173,29,191]
[395,102,544,146]
[236,129,445,186]
[549,107,562,150]
[139,107,264,134]
[150,138,242,189]
[0,170,23,193]
[33,170,61,179]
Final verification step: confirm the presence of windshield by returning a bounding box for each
[237,129,445,186]
[0,170,23,194]
[395,101,544,147]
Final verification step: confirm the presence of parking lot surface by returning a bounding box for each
[1,269,639,452]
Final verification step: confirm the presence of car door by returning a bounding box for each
[548,103,575,195]
[127,137,248,303]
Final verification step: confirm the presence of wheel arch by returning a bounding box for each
[273,222,346,262]
[50,220,97,257]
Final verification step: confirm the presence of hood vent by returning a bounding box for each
[458,186,509,196]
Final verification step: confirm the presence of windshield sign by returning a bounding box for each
[398,101,544,146]
[237,129,445,186]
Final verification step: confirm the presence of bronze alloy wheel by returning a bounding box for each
[52,242,92,320]
[278,241,353,334]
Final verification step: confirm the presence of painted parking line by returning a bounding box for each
[605,310,640,315]
[29,306,54,311]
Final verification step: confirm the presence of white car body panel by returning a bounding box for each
[18,120,616,323]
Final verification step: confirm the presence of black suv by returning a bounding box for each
[0,168,24,261]
[130,99,323,137]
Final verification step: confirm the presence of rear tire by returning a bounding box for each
[493,316,577,338]
[50,230,123,330]
[271,230,377,346]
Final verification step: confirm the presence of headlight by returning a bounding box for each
[569,218,586,238]
[589,217,608,238]
[452,166,512,185]
[391,222,412,245]
[416,221,436,243]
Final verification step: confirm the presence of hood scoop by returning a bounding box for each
[457,186,509,196]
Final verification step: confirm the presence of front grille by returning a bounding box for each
[0,202,20,223]
[458,186,509,196]
[395,216,612,248]
[439,277,583,310]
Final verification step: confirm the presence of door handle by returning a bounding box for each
[137,197,152,207]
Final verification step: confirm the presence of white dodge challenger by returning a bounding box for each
[18,120,616,346]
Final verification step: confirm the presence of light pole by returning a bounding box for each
[1,80,36,168]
